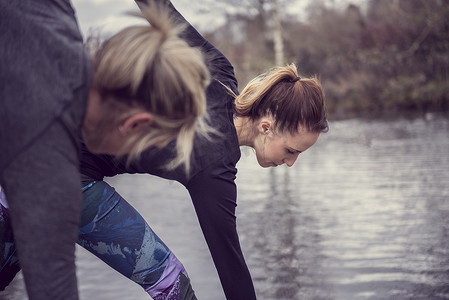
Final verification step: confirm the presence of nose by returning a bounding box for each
[284,154,299,167]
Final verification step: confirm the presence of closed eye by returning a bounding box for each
[287,148,302,155]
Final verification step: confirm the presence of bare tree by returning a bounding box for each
[272,0,285,65]
[181,0,295,66]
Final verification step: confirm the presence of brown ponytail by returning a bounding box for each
[235,63,328,134]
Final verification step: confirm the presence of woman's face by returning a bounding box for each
[253,127,320,168]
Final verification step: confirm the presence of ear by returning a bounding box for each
[119,112,154,135]
[257,119,272,135]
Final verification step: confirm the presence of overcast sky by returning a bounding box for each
[71,0,366,38]
[72,0,234,38]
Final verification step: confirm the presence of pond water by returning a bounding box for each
[2,114,449,300]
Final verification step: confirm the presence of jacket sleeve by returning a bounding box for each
[186,168,257,300]
[135,0,238,89]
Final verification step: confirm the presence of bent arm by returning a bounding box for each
[187,169,257,300]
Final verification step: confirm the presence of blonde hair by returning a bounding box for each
[92,2,210,172]
[235,63,328,134]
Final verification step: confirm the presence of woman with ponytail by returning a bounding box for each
[1,1,328,300]
[233,65,328,168]
[0,1,209,299]
[84,3,210,171]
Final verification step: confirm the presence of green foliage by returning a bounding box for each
[205,0,449,119]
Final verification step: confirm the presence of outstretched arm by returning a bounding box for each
[187,169,257,300]
[135,0,237,88]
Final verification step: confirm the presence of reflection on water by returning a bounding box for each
[2,114,449,300]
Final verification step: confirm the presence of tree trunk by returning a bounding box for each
[272,0,284,66]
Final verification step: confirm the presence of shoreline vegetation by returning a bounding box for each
[202,0,449,120]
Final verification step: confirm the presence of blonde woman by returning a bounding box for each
[0,1,209,299]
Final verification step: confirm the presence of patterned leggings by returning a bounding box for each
[0,182,197,299]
